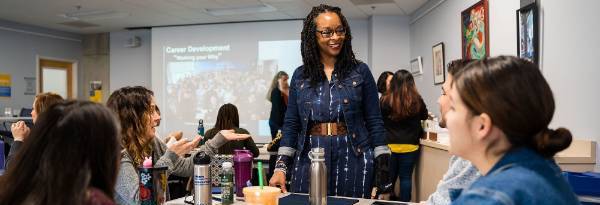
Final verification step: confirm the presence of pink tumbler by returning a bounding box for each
[233,149,253,197]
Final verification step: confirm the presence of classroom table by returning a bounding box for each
[0,117,33,121]
[166,192,412,205]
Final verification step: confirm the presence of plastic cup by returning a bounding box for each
[138,167,168,205]
[243,186,280,205]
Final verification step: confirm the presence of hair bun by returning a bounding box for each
[534,127,572,158]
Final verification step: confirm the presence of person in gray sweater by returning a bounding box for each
[115,130,245,205]
[108,86,249,205]
[425,59,480,205]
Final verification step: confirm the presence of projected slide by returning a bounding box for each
[152,21,303,143]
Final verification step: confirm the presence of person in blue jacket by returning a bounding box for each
[269,4,392,199]
[445,56,579,204]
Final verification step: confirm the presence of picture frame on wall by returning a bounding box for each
[517,3,538,64]
[410,56,423,75]
[432,42,445,85]
[461,0,489,60]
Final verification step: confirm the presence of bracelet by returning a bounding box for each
[274,160,288,174]
[274,167,287,175]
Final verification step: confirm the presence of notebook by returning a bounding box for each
[279,193,359,205]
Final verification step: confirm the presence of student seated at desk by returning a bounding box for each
[425,59,480,205]
[203,103,260,157]
[0,101,120,205]
[6,92,63,168]
[445,56,579,204]
[107,86,250,205]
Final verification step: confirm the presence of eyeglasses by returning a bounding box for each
[316,27,346,38]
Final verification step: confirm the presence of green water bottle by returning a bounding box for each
[221,162,234,204]
[197,119,206,146]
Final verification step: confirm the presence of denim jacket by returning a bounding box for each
[278,62,390,158]
[450,147,580,205]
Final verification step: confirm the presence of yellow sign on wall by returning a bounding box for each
[89,81,102,103]
[0,73,11,97]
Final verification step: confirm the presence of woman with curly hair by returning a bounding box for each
[107,86,249,204]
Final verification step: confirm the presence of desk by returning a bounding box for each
[415,137,597,201]
[0,117,32,121]
[0,117,32,138]
[0,117,33,130]
[255,144,271,162]
[167,193,413,205]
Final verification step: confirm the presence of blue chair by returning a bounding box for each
[19,108,32,117]
[1,136,5,174]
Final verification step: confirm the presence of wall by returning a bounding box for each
[109,29,152,92]
[0,19,82,112]
[348,19,370,65]
[541,0,600,171]
[81,33,110,103]
[410,0,600,170]
[369,15,412,78]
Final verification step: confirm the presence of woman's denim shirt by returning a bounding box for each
[278,63,390,158]
[450,147,580,205]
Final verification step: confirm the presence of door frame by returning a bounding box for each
[36,55,78,99]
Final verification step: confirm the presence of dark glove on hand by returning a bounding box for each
[373,154,393,196]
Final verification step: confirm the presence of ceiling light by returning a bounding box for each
[59,9,129,21]
[205,4,277,16]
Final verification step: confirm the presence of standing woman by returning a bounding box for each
[266,71,289,178]
[380,70,428,202]
[376,71,393,96]
[269,4,392,199]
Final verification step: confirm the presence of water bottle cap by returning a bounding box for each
[233,149,254,162]
[193,151,211,165]
[311,147,325,154]
[309,147,325,161]
[222,162,232,169]
[198,119,203,124]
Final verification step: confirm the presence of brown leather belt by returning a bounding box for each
[310,122,347,136]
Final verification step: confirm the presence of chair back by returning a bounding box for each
[19,108,32,117]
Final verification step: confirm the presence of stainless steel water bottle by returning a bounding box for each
[309,147,327,205]
[193,151,211,205]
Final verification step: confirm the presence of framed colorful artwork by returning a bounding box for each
[461,0,489,60]
[432,42,445,85]
[410,56,423,75]
[517,3,538,64]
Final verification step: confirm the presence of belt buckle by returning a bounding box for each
[327,123,332,136]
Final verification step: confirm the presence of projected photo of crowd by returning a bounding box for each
[161,40,300,142]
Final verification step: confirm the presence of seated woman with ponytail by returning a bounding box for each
[445,56,579,204]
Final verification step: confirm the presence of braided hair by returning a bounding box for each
[301,4,359,86]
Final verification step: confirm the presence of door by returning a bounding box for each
[38,59,74,99]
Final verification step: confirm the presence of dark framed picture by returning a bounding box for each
[432,42,445,85]
[461,0,489,60]
[517,3,538,64]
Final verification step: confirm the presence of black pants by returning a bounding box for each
[267,120,279,180]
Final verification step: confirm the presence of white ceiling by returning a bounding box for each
[0,0,428,34]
